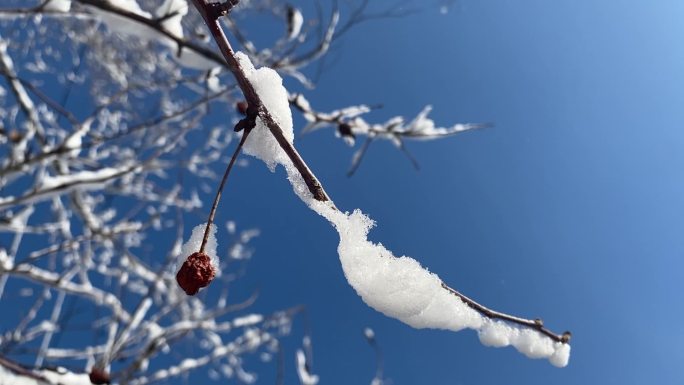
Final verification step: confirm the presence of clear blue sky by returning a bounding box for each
[226,1,684,384]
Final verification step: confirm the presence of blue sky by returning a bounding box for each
[227,1,684,384]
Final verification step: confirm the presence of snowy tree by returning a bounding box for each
[0,0,570,384]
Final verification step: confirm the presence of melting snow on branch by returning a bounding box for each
[238,55,571,367]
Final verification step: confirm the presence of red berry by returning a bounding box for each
[176,252,216,295]
[89,368,110,384]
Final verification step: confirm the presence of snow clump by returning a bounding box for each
[235,52,294,172]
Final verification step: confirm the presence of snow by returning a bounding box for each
[232,314,263,328]
[3,206,34,231]
[174,47,219,71]
[89,5,153,41]
[0,364,44,385]
[63,119,91,157]
[43,0,71,12]
[38,368,91,385]
[0,364,90,385]
[310,204,483,331]
[235,52,294,172]
[304,174,571,367]
[85,0,223,74]
[286,7,304,41]
[128,298,152,334]
[402,105,476,138]
[145,322,164,340]
[295,350,319,385]
[108,0,150,17]
[88,0,169,49]
[207,67,222,93]
[178,223,219,273]
[0,165,138,210]
[236,53,571,367]
[40,167,126,191]
[0,248,12,271]
[155,0,188,39]
[478,319,569,366]
[0,41,34,124]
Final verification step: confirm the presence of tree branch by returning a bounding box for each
[191,0,330,202]
[189,0,569,347]
[442,283,571,343]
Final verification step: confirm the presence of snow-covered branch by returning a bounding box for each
[189,0,571,367]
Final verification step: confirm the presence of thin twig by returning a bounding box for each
[347,136,373,177]
[441,283,571,343]
[199,126,251,253]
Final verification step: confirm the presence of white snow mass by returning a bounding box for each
[177,223,219,274]
[155,0,188,39]
[295,350,319,385]
[235,54,571,367]
[235,52,294,172]
[43,0,71,12]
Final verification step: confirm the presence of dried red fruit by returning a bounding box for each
[176,252,216,295]
[89,368,110,384]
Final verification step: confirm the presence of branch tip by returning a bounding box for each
[441,282,570,344]
[561,331,572,343]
